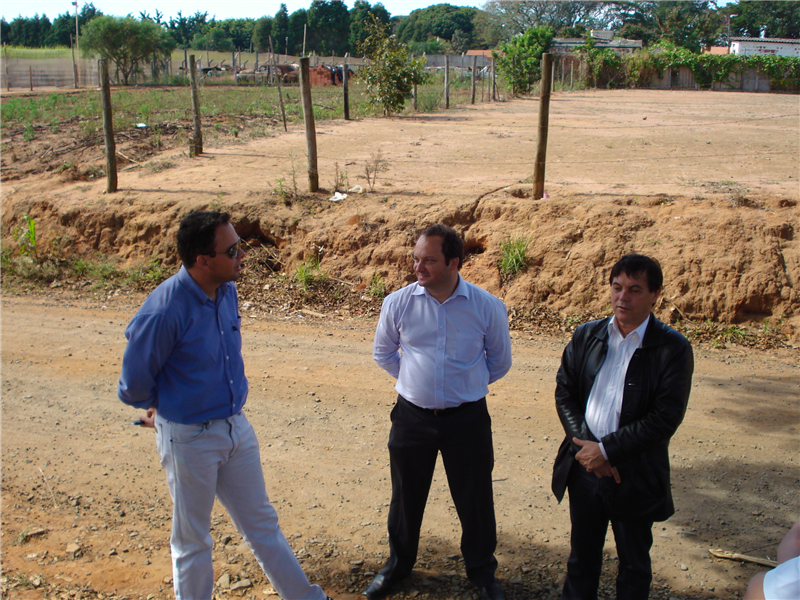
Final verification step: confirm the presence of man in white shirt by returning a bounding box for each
[366,224,512,600]
[551,254,693,600]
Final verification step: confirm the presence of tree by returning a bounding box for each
[192,24,233,52]
[494,25,553,95]
[471,9,506,49]
[485,0,606,37]
[728,0,800,39]
[358,15,428,116]
[48,3,102,47]
[349,1,391,55]
[81,16,175,84]
[450,28,472,54]
[272,4,290,52]
[395,4,476,45]
[168,11,209,49]
[287,8,308,55]
[307,0,350,56]
[252,17,274,53]
[0,18,10,43]
[7,14,52,47]
[226,19,256,51]
[609,1,721,51]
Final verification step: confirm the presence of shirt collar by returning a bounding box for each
[177,265,226,305]
[608,313,650,343]
[412,275,469,302]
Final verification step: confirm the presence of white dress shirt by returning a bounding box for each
[585,315,650,459]
[373,276,512,410]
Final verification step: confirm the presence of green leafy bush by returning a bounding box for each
[494,26,554,95]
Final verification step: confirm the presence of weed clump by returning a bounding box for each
[498,236,529,279]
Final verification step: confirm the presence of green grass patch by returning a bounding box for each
[1,247,174,291]
[2,46,73,59]
[293,254,328,292]
[498,236,530,278]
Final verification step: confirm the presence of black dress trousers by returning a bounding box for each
[381,395,498,587]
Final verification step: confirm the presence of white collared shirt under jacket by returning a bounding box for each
[373,276,512,410]
[585,315,650,459]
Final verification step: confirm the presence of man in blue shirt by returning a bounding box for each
[118,211,331,600]
[366,224,512,600]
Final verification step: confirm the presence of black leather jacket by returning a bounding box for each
[551,314,693,522]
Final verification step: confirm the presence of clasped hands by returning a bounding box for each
[573,437,621,483]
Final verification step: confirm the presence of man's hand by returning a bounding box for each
[573,437,621,483]
[138,407,157,428]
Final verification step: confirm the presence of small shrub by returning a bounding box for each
[367,268,386,299]
[13,214,36,257]
[125,259,171,289]
[332,162,349,192]
[294,253,327,291]
[363,150,389,192]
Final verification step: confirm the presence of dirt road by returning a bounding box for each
[1,292,797,599]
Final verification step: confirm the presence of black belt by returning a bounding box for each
[399,395,485,417]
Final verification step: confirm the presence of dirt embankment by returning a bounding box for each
[2,185,798,341]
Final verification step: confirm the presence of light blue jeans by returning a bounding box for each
[155,411,325,600]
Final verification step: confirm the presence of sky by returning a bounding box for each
[1,0,485,22]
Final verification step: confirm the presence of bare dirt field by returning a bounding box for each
[1,89,798,599]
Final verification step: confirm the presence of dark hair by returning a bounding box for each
[177,211,231,267]
[609,254,663,292]
[420,223,464,270]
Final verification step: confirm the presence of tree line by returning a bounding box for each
[2,1,797,57]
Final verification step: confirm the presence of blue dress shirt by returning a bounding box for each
[118,266,247,424]
[373,276,512,410]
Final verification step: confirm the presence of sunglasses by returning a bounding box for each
[206,239,242,259]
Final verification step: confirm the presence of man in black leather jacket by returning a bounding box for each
[551,254,693,600]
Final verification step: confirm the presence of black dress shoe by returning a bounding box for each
[478,581,505,600]
[363,574,394,600]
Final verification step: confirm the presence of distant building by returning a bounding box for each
[702,47,730,55]
[730,37,800,58]
[551,31,642,57]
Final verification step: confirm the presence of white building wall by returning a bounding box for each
[731,41,800,57]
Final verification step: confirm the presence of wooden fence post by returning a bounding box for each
[4,44,9,90]
[99,59,118,193]
[413,53,420,111]
[189,55,203,156]
[444,54,450,109]
[29,66,33,91]
[533,53,552,200]
[343,53,350,121]
[471,54,477,104]
[491,57,496,101]
[270,37,288,132]
[299,57,319,192]
[70,35,78,88]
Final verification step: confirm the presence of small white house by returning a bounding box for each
[730,37,800,58]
